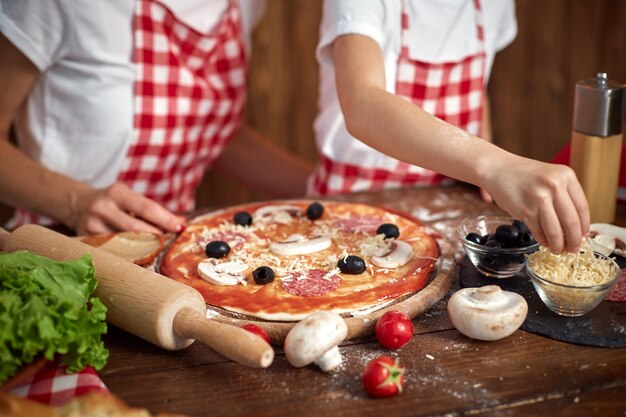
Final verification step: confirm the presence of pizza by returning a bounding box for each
[159,200,440,321]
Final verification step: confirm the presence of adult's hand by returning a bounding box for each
[69,183,186,235]
[486,156,589,254]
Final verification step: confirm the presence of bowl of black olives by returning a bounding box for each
[457,215,539,278]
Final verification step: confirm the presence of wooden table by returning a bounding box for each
[100,184,626,417]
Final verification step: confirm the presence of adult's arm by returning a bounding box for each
[332,34,588,254]
[214,124,313,198]
[0,34,185,235]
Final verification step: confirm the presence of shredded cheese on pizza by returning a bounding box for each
[359,235,392,258]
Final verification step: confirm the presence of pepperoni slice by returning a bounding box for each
[333,216,382,233]
[606,268,626,302]
[281,269,341,297]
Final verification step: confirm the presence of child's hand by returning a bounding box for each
[485,157,589,254]
[480,188,493,203]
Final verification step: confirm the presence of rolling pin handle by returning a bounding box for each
[173,308,275,369]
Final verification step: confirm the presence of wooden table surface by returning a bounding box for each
[100,184,626,417]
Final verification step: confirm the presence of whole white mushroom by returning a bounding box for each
[284,311,348,372]
[447,285,528,341]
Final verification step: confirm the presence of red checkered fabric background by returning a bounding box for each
[7,361,107,406]
[119,0,248,213]
[309,0,486,196]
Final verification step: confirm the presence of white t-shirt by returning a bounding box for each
[313,0,517,171]
[0,0,265,188]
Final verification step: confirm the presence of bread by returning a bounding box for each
[0,392,189,417]
[80,232,166,266]
[0,392,55,417]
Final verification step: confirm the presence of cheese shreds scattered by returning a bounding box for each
[322,268,342,281]
[322,254,340,269]
[359,235,392,258]
[311,222,342,240]
[527,243,616,287]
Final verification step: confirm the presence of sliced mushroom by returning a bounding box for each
[253,205,302,224]
[447,285,527,341]
[589,223,626,257]
[197,259,249,286]
[284,311,348,372]
[269,235,332,256]
[370,240,413,268]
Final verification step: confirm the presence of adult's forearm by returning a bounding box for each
[215,125,313,198]
[0,140,90,225]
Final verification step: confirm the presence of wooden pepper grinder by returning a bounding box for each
[569,72,625,223]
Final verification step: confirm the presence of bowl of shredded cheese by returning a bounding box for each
[526,244,620,317]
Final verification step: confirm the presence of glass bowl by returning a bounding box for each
[526,252,620,317]
[457,215,539,278]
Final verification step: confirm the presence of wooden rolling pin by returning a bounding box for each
[0,225,274,369]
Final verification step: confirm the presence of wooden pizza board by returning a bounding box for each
[86,208,456,346]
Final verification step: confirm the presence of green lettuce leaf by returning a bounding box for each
[0,251,108,384]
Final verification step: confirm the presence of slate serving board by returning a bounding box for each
[458,256,626,348]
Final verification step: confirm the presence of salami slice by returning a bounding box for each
[606,268,626,302]
[333,216,382,233]
[200,231,249,250]
[281,269,341,297]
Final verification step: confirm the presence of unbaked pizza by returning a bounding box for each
[159,200,440,321]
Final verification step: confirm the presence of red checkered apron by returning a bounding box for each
[7,1,247,229]
[309,0,486,196]
[119,0,247,213]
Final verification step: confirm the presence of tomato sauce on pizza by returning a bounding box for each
[159,201,439,321]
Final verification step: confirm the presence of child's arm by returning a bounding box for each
[332,34,588,254]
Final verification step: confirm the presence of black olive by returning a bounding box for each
[376,223,400,239]
[253,266,275,285]
[484,239,503,249]
[205,241,230,258]
[481,255,496,266]
[233,211,253,226]
[465,232,484,245]
[495,225,519,244]
[306,202,324,220]
[519,232,537,246]
[337,255,366,275]
[512,219,529,236]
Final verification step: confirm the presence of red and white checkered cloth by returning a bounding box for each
[308,0,486,196]
[119,0,247,214]
[6,361,107,406]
